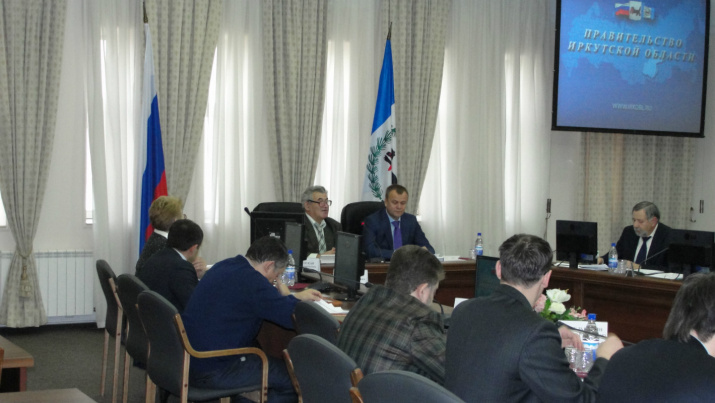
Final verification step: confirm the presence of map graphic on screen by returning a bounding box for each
[552,0,710,137]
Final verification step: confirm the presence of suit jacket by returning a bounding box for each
[135,232,167,275]
[137,247,198,313]
[445,284,607,403]
[596,337,715,403]
[603,223,672,270]
[304,216,341,255]
[362,209,434,260]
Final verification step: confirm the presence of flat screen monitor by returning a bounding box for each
[333,231,364,301]
[283,222,306,278]
[667,229,714,275]
[250,211,305,244]
[556,220,598,268]
[552,0,710,137]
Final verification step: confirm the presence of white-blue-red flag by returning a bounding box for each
[138,24,167,253]
[362,35,397,201]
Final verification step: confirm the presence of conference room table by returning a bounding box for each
[258,259,683,357]
[0,335,35,392]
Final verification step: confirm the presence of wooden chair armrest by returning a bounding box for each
[349,386,363,403]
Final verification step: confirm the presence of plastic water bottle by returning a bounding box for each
[474,233,484,257]
[582,313,600,360]
[608,243,618,271]
[283,250,296,287]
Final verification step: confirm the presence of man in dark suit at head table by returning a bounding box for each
[446,234,624,402]
[302,185,341,255]
[598,201,672,270]
[596,272,715,402]
[362,184,434,261]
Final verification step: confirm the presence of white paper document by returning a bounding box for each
[315,299,349,314]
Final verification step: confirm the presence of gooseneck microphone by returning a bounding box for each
[634,247,669,276]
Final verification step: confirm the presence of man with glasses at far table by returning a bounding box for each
[302,185,341,255]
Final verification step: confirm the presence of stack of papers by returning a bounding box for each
[319,254,335,264]
[314,299,349,314]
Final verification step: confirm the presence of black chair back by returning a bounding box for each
[475,255,500,298]
[96,260,119,334]
[253,202,304,213]
[293,301,341,345]
[116,274,149,364]
[357,370,465,403]
[137,290,185,397]
[340,201,384,235]
[286,334,360,403]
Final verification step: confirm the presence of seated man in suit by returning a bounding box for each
[302,185,341,255]
[596,272,715,402]
[182,236,321,403]
[446,234,623,402]
[135,195,183,274]
[337,245,447,384]
[598,201,671,270]
[137,219,204,313]
[362,184,434,261]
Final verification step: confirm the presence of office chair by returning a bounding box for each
[96,260,123,403]
[137,290,268,403]
[116,274,150,403]
[253,202,304,213]
[354,370,464,403]
[340,201,384,235]
[292,300,341,345]
[283,334,363,403]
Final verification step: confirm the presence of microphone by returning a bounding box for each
[243,207,251,217]
[302,267,373,288]
[634,247,669,275]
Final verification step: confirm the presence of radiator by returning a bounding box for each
[0,250,95,324]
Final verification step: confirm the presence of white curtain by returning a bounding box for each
[183,0,276,263]
[144,0,222,202]
[581,133,695,253]
[84,0,143,327]
[314,0,381,219]
[420,0,555,256]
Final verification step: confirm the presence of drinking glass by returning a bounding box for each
[616,259,631,276]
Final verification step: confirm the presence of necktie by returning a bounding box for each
[392,221,402,250]
[314,222,327,254]
[635,236,651,264]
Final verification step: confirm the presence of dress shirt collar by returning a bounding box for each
[305,213,326,229]
[154,229,168,238]
[386,210,401,224]
[173,248,188,261]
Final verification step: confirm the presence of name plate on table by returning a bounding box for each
[560,320,608,338]
[302,256,321,272]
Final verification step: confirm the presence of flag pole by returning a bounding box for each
[387,21,392,40]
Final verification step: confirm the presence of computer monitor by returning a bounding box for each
[333,231,364,301]
[283,221,306,278]
[249,211,305,244]
[667,229,714,275]
[556,220,598,269]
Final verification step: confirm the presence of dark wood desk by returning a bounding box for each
[319,259,477,306]
[548,268,681,344]
[0,388,96,402]
[0,335,34,392]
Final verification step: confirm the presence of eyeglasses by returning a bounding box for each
[308,199,332,206]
